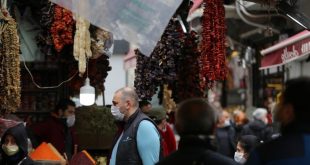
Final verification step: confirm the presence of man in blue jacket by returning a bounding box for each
[246,77,310,165]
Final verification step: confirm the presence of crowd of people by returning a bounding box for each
[0,76,310,165]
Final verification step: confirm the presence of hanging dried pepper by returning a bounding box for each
[199,0,227,89]
[0,9,21,114]
[50,5,74,52]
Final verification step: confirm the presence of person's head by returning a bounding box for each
[53,99,76,127]
[233,110,248,126]
[139,100,152,113]
[234,135,260,164]
[275,77,310,128]
[111,87,139,121]
[175,98,217,136]
[252,108,268,124]
[147,106,167,131]
[217,110,231,128]
[1,123,28,163]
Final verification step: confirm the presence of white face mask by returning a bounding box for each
[66,115,76,127]
[234,152,246,164]
[223,119,231,127]
[111,105,124,121]
[2,144,19,156]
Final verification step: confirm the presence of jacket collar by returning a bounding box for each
[124,109,140,130]
[178,135,217,151]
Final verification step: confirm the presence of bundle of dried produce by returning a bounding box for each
[134,18,185,100]
[36,0,55,56]
[50,5,74,53]
[162,85,176,113]
[90,26,114,59]
[200,0,227,89]
[73,15,92,76]
[0,8,21,114]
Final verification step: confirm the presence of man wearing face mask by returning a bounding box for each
[246,77,310,165]
[110,87,161,165]
[1,123,34,165]
[241,108,273,143]
[215,110,236,158]
[30,98,78,159]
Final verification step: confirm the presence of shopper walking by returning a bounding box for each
[157,98,237,165]
[234,135,260,164]
[110,87,161,165]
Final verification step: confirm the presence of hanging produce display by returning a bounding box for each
[73,15,92,76]
[0,8,21,114]
[90,26,114,59]
[134,18,185,100]
[50,5,74,53]
[172,32,205,102]
[162,85,176,113]
[199,0,227,88]
[36,1,55,56]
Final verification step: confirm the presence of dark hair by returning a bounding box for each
[238,135,260,154]
[283,77,310,123]
[176,98,216,135]
[54,98,75,112]
[139,100,151,108]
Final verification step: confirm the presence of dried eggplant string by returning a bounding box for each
[0,7,20,114]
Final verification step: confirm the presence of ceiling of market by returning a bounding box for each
[13,0,310,52]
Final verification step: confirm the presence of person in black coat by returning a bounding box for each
[157,98,237,165]
[241,108,273,143]
[215,110,236,158]
[0,123,34,165]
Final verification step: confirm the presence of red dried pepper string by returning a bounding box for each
[200,0,227,89]
[50,5,74,52]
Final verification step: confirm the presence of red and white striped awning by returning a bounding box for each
[260,30,310,70]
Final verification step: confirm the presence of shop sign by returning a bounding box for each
[260,30,310,70]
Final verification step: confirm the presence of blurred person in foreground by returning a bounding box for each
[110,87,161,165]
[234,135,260,164]
[157,98,237,165]
[1,123,34,165]
[241,108,273,143]
[148,107,177,157]
[246,77,310,165]
[215,110,236,158]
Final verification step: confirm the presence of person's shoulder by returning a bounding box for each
[205,151,238,165]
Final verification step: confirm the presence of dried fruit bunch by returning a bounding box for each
[0,9,21,114]
[73,15,92,76]
[50,5,74,53]
[172,32,204,102]
[36,0,55,56]
[134,19,185,100]
[199,0,227,89]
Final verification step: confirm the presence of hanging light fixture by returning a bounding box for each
[80,60,95,106]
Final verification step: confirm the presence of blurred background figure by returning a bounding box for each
[241,108,273,143]
[246,77,310,165]
[147,106,176,157]
[139,100,152,114]
[234,135,260,164]
[232,110,249,139]
[1,123,34,165]
[216,110,236,158]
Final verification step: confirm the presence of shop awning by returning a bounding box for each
[260,30,310,70]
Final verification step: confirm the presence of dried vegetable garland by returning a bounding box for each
[73,15,92,76]
[36,1,55,56]
[134,19,184,100]
[162,85,176,113]
[0,9,21,114]
[50,5,74,52]
[172,32,204,102]
[199,0,227,89]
